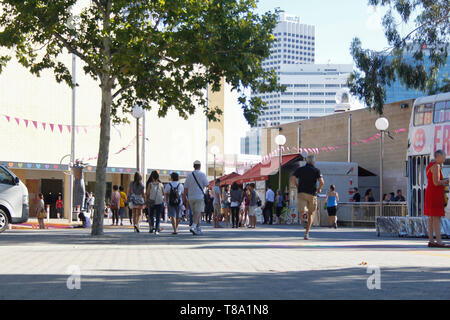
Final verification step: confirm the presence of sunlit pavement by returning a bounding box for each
[1,222,449,300]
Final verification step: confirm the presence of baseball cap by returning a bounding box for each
[193,160,201,166]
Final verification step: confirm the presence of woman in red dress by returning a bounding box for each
[424,150,449,248]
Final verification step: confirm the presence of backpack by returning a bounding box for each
[168,183,181,207]
[110,192,120,210]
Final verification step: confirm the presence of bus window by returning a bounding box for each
[433,100,450,123]
[414,103,433,126]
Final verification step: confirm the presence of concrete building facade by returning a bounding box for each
[261,99,415,200]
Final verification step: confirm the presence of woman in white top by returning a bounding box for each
[146,171,165,235]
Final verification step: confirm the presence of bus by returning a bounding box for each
[407,92,450,218]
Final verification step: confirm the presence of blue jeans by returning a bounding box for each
[149,204,163,231]
[189,208,193,226]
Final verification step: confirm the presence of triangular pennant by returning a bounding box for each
[58,124,63,133]
[67,125,71,133]
[4,115,10,122]
[50,123,54,132]
[32,121,38,129]
[76,126,80,134]
[15,118,20,126]
[24,119,29,128]
[42,122,46,131]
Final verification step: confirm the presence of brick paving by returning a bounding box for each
[1,221,449,300]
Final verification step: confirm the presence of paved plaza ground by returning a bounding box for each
[1,221,449,300]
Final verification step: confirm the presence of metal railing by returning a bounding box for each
[334,202,408,227]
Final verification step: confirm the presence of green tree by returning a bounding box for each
[0,0,281,235]
[349,0,449,114]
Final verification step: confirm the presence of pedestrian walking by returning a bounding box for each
[36,193,46,229]
[364,189,375,202]
[146,171,165,235]
[394,189,406,202]
[204,189,214,224]
[212,179,223,228]
[222,185,231,228]
[164,172,184,235]
[119,186,127,226]
[56,194,64,219]
[275,189,285,225]
[247,183,258,229]
[263,184,274,225]
[351,188,361,202]
[291,154,324,240]
[183,160,209,235]
[128,172,146,233]
[425,150,450,248]
[325,185,339,229]
[242,186,250,228]
[88,192,95,219]
[230,182,242,228]
[110,185,120,226]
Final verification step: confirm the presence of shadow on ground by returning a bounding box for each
[0,266,448,300]
[1,223,425,250]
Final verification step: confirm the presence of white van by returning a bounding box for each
[0,165,29,232]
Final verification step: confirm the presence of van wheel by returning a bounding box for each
[0,209,9,233]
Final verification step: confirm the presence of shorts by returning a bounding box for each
[327,206,337,216]
[189,199,205,214]
[249,206,257,216]
[297,193,317,215]
[168,205,183,219]
[213,203,221,218]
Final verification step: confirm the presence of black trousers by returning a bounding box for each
[231,206,240,227]
[263,201,274,224]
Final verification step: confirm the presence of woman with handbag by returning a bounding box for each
[146,171,165,235]
[36,193,46,229]
[128,172,146,233]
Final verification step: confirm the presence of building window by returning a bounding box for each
[414,103,433,126]
[433,100,450,123]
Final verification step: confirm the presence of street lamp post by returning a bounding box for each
[275,134,286,194]
[132,105,145,173]
[211,146,220,181]
[375,117,389,216]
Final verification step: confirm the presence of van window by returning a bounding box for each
[0,167,14,185]
[433,100,450,123]
[414,103,433,126]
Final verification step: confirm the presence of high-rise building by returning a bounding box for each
[240,128,261,155]
[253,13,354,128]
[255,63,353,127]
[261,13,316,72]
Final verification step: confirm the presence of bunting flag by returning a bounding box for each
[0,113,106,135]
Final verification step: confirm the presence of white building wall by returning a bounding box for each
[0,51,207,173]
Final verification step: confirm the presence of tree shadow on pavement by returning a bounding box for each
[0,266,448,300]
[1,224,423,248]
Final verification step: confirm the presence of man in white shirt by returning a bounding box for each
[212,179,222,228]
[263,184,275,225]
[183,160,209,235]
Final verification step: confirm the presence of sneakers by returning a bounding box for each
[190,227,196,234]
[304,234,310,240]
[155,231,159,235]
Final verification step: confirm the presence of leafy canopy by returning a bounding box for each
[349,0,449,114]
[0,0,282,125]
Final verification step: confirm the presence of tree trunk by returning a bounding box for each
[91,0,112,236]
[91,82,112,236]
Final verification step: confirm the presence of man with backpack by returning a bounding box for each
[164,172,184,235]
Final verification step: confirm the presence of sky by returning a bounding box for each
[255,0,391,64]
